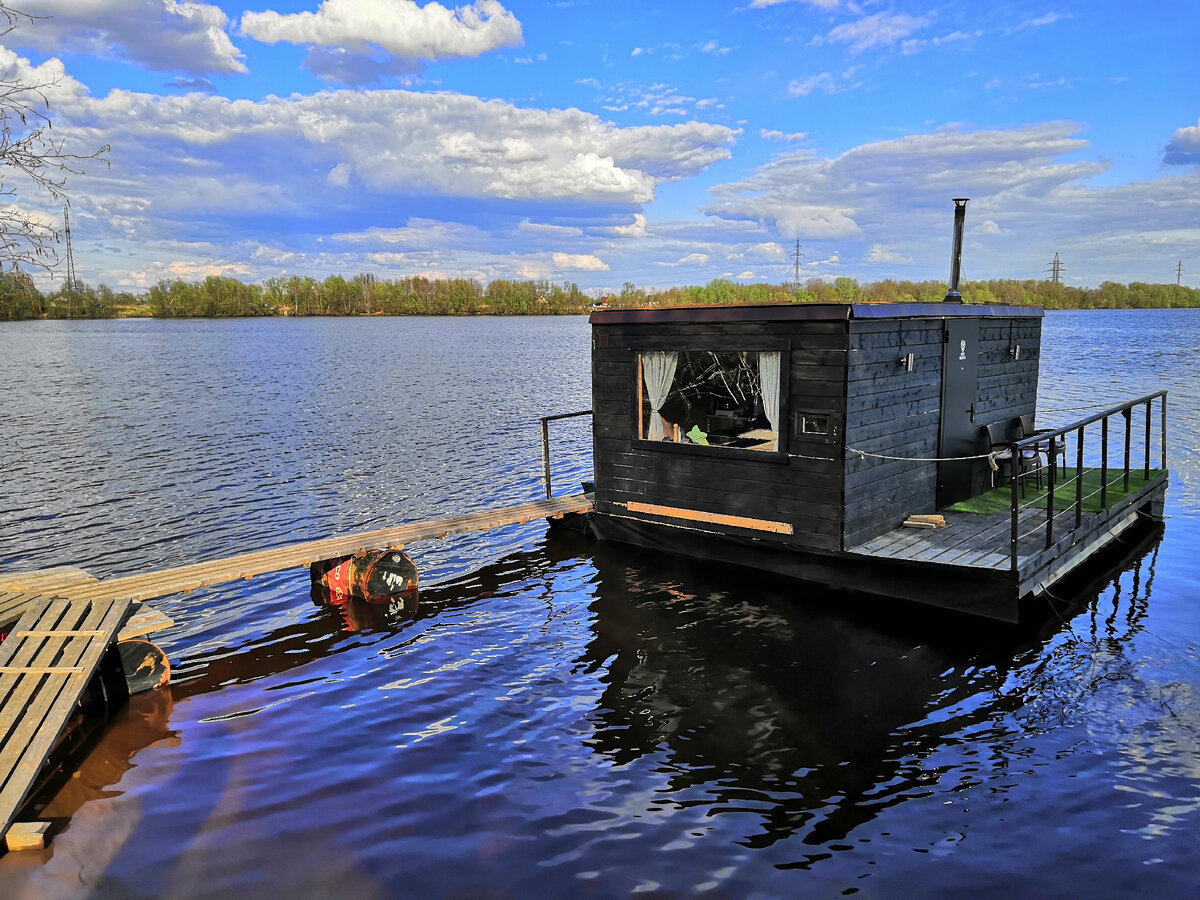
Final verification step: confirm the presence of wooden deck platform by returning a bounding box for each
[848,471,1169,604]
[0,598,132,845]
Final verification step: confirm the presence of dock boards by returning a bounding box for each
[0,597,132,844]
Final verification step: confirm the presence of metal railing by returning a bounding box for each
[1006,390,1167,572]
[539,410,593,499]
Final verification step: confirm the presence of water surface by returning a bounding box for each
[1,311,1197,898]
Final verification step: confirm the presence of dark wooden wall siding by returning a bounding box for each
[841,319,944,549]
[975,319,1042,427]
[591,321,848,553]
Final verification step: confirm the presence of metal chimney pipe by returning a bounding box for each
[944,197,969,302]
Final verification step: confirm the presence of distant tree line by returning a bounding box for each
[2,272,1199,321]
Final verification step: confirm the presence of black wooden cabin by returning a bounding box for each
[589,301,1042,548]
[584,301,1083,620]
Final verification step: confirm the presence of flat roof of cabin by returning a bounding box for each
[589,301,1043,325]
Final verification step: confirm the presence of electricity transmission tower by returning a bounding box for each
[1046,252,1064,283]
[791,239,804,290]
[1177,260,1183,286]
[63,204,77,293]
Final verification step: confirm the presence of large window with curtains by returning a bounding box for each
[636,349,785,454]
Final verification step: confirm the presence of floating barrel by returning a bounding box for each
[310,549,419,603]
[118,638,171,694]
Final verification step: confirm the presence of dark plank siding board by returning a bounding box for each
[604,462,843,501]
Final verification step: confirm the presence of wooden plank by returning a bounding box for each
[0,567,98,594]
[47,495,591,605]
[622,501,794,534]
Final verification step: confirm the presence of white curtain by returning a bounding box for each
[641,351,678,441]
[758,351,781,441]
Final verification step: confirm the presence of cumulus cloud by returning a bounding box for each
[867,244,912,264]
[50,82,735,208]
[607,213,648,237]
[1164,119,1200,166]
[241,0,523,83]
[13,0,245,75]
[703,121,1200,281]
[552,252,608,270]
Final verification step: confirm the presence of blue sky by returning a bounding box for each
[4,0,1198,293]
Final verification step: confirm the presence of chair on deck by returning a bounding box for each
[986,420,1041,492]
[1019,413,1067,477]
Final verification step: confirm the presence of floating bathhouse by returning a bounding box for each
[580,300,1168,622]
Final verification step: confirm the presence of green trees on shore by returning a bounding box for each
[2,273,1199,321]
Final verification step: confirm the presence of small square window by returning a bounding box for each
[798,414,829,435]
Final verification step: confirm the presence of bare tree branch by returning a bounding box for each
[0,2,109,273]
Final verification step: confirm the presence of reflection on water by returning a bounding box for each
[1,312,1198,896]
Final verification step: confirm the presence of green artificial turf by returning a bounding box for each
[946,468,1164,515]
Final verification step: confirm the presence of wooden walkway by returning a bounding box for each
[1,597,132,844]
[3,494,592,608]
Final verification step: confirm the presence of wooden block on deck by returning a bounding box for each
[118,604,174,641]
[5,820,50,851]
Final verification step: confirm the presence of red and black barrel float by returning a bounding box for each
[310,549,419,603]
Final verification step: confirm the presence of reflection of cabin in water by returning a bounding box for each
[584,302,1168,622]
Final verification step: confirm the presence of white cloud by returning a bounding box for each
[867,244,912,264]
[241,0,523,82]
[1165,119,1200,166]
[749,241,786,259]
[760,129,808,141]
[970,219,1012,236]
[552,252,608,270]
[607,214,648,237]
[702,121,1200,282]
[1012,12,1069,32]
[14,0,246,75]
[695,40,732,56]
[787,67,863,97]
[816,12,933,54]
[735,270,755,279]
[750,0,839,8]
[52,82,735,208]
[518,219,584,237]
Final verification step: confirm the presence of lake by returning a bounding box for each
[1,311,1198,897]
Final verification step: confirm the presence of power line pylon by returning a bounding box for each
[791,238,804,290]
[1046,251,1064,284]
[1177,260,1183,286]
[63,204,77,293]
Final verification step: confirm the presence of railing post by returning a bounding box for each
[1123,408,1132,492]
[1144,399,1152,480]
[1045,435,1057,549]
[1010,469,1020,575]
[1161,395,1168,472]
[1100,416,1109,509]
[541,418,552,499]
[1075,425,1084,530]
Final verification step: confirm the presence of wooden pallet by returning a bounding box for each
[0,597,132,845]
